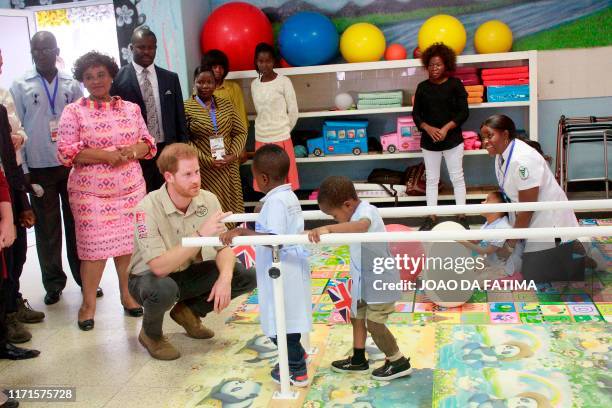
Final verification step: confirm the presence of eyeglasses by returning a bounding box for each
[428,63,444,69]
[31,47,58,56]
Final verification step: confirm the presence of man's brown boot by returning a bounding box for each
[169,302,214,339]
[138,328,180,360]
[16,298,45,323]
[7,313,31,344]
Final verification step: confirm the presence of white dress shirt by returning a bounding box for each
[132,61,164,142]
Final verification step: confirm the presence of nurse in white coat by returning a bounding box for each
[480,114,585,283]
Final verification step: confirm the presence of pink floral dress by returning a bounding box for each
[57,97,156,260]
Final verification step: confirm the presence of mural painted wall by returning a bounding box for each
[212,0,612,53]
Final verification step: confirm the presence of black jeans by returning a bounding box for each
[29,166,81,292]
[4,223,27,313]
[128,261,256,338]
[522,240,586,283]
[270,333,306,372]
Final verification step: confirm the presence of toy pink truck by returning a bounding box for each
[380,116,421,153]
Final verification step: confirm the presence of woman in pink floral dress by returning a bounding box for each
[58,52,156,331]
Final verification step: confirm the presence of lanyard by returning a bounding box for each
[39,75,59,116]
[195,96,218,136]
[498,139,516,198]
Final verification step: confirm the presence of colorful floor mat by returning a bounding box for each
[182,219,611,407]
[175,323,611,408]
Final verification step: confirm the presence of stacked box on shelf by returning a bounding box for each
[357,90,403,110]
[453,67,484,104]
[482,66,530,102]
[487,85,530,102]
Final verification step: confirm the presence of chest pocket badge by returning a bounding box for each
[196,205,208,217]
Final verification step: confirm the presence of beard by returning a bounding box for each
[174,182,200,198]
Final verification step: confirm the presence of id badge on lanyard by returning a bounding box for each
[196,96,226,160]
[49,119,59,142]
[40,75,60,142]
[497,140,516,203]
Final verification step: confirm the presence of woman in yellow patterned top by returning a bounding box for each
[184,65,247,224]
[202,49,249,131]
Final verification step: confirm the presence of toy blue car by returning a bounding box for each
[307,120,369,157]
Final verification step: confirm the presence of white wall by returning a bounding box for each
[538,46,612,100]
[180,0,211,92]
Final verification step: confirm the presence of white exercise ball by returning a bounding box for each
[422,220,475,308]
[334,93,354,110]
[431,221,465,231]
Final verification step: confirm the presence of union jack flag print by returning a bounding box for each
[327,279,352,323]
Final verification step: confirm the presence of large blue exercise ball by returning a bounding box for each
[278,12,339,66]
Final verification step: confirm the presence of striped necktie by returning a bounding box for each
[141,69,161,142]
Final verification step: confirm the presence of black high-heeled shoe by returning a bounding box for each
[77,319,94,331]
[123,306,144,317]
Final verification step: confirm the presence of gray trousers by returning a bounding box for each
[128,261,256,338]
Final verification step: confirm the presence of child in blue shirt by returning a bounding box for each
[308,176,412,381]
[460,191,525,281]
[220,144,311,387]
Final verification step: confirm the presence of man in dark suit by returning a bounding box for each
[110,27,188,192]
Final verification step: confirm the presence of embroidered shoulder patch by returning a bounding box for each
[136,211,148,239]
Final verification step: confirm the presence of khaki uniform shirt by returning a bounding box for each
[128,185,225,276]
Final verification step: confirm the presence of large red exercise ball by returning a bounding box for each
[413,46,422,59]
[418,14,467,55]
[340,22,386,63]
[385,224,425,284]
[278,12,339,67]
[384,43,407,60]
[279,58,292,68]
[474,20,513,54]
[201,2,273,72]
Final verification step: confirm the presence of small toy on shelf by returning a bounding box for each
[334,92,354,110]
[380,116,421,153]
[307,120,369,156]
[462,131,482,150]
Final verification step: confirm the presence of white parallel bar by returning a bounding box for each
[219,199,612,223]
[183,226,612,248]
[271,263,293,398]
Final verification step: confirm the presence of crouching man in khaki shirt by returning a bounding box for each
[127,143,256,360]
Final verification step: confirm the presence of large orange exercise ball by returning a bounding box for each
[340,22,386,63]
[385,224,425,285]
[201,2,273,72]
[474,20,513,54]
[418,14,467,55]
[384,43,407,60]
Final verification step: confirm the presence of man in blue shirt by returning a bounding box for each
[10,31,84,305]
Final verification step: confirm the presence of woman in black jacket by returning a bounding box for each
[412,43,469,230]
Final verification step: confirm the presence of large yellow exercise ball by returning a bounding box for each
[474,20,513,54]
[340,22,386,63]
[418,14,466,55]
